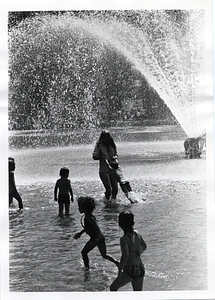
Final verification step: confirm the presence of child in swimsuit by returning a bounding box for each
[110,211,147,291]
[54,167,74,216]
[73,196,119,270]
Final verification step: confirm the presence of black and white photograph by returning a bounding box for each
[0,0,214,299]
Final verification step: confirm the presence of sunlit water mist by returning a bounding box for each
[76,10,206,137]
[9,10,207,137]
[9,127,207,292]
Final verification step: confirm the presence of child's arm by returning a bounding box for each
[54,182,58,201]
[118,237,129,276]
[68,180,74,202]
[73,229,85,239]
[139,234,147,254]
[134,230,147,254]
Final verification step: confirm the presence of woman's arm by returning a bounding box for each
[92,143,101,160]
[93,143,110,160]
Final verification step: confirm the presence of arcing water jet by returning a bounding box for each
[8,10,207,144]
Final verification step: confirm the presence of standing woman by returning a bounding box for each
[92,130,118,202]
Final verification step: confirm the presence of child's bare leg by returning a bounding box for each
[58,203,63,216]
[81,240,97,269]
[131,276,144,291]
[65,203,70,216]
[125,181,132,192]
[98,243,119,267]
[110,272,131,291]
[120,182,128,195]
[120,182,132,199]
[13,191,23,209]
[9,194,13,207]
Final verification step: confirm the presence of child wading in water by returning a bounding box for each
[73,196,119,270]
[107,158,135,203]
[110,211,147,291]
[54,167,74,216]
[9,157,23,211]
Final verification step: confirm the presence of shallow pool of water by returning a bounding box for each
[8,130,207,292]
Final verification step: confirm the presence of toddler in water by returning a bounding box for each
[9,157,23,211]
[107,157,136,203]
[110,211,147,291]
[54,167,74,216]
[73,196,119,270]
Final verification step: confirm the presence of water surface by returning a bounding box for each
[9,127,207,292]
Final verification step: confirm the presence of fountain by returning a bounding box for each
[8,10,208,148]
[7,11,210,293]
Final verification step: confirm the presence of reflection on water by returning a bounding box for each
[9,127,207,292]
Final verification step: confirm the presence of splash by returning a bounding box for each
[9,10,207,137]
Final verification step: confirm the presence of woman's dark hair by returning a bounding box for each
[77,196,96,213]
[60,167,69,178]
[98,130,116,151]
[118,211,134,231]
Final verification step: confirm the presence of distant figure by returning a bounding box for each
[184,138,201,159]
[92,130,118,202]
[106,157,136,203]
[73,196,119,270]
[110,211,147,291]
[9,157,23,211]
[198,134,206,152]
[54,167,74,216]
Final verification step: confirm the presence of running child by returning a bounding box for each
[110,211,147,291]
[73,196,119,270]
[54,167,74,216]
[9,157,23,211]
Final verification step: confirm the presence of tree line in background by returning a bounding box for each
[8,11,176,131]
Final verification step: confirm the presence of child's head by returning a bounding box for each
[118,211,134,231]
[77,196,96,214]
[9,157,15,172]
[59,167,69,178]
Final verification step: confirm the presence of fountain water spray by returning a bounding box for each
[77,10,206,138]
[8,10,207,140]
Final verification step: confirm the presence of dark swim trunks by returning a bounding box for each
[58,194,70,203]
[123,263,145,280]
[90,235,105,245]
